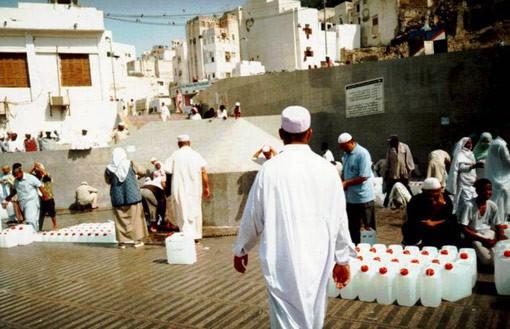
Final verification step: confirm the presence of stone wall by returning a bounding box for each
[195,47,508,169]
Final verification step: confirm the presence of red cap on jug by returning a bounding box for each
[400,268,409,276]
[370,248,376,253]
[355,247,360,252]
[391,258,399,263]
[361,265,369,272]
[379,267,388,274]
[445,263,453,270]
[440,250,449,255]
[387,249,393,254]
[403,250,411,255]
[425,268,435,276]
[432,259,440,264]
[357,255,364,261]
[504,250,510,258]
[411,259,420,264]
[421,250,429,256]
[460,252,468,259]
[373,257,381,262]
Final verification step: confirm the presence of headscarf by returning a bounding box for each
[473,132,492,161]
[446,137,475,195]
[107,147,131,182]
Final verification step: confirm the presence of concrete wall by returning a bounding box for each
[195,47,509,171]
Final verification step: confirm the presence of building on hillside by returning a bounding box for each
[0,1,124,144]
[239,0,334,72]
[171,40,190,85]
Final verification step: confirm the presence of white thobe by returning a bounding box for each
[164,146,207,239]
[447,147,477,214]
[160,106,170,122]
[322,149,335,162]
[234,144,355,329]
[486,137,510,222]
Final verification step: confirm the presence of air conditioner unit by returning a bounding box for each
[51,96,68,106]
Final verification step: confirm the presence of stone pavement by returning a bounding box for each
[1,209,509,329]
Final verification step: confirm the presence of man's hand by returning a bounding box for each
[333,264,350,289]
[483,238,497,249]
[234,255,249,273]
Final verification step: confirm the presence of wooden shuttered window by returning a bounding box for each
[0,53,30,88]
[60,53,91,87]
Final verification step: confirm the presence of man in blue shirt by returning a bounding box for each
[5,163,47,231]
[338,133,376,244]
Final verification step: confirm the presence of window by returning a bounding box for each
[59,53,91,87]
[0,53,30,88]
[232,34,235,40]
[211,56,215,63]
[225,52,231,62]
[372,15,379,35]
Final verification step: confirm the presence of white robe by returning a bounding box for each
[164,146,206,239]
[486,137,510,222]
[234,144,355,329]
[446,138,477,214]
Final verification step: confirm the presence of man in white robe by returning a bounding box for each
[233,106,355,329]
[164,135,210,241]
[485,133,510,223]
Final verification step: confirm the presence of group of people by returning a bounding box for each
[0,162,57,231]
[193,102,242,120]
[104,134,210,248]
[0,130,60,153]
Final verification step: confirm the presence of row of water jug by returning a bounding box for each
[36,222,117,243]
[328,244,478,307]
[0,224,36,247]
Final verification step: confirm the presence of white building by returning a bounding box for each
[240,0,331,72]
[186,11,242,81]
[171,40,189,85]
[0,1,124,144]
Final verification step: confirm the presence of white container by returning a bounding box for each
[494,240,510,255]
[165,233,197,265]
[396,266,419,306]
[372,243,387,254]
[457,250,477,288]
[420,266,442,307]
[495,249,510,295]
[358,263,376,302]
[0,230,18,248]
[438,249,456,263]
[441,262,471,302]
[440,246,458,260]
[360,228,377,245]
[421,246,439,258]
[339,259,361,300]
[375,265,397,305]
[404,246,420,257]
[16,225,34,246]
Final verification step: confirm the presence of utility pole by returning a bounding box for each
[106,36,117,100]
[324,0,329,66]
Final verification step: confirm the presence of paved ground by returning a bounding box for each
[1,209,509,329]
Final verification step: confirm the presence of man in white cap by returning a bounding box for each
[164,134,210,241]
[234,106,355,329]
[75,181,99,210]
[111,122,130,144]
[338,132,376,244]
[403,177,458,247]
[252,145,277,162]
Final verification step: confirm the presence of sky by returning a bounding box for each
[2,0,245,56]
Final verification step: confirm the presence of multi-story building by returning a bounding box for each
[0,1,127,144]
[171,40,189,85]
[239,0,332,72]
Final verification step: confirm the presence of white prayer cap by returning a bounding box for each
[235,102,240,106]
[118,121,125,126]
[177,134,190,142]
[338,132,353,144]
[262,145,270,152]
[281,106,311,133]
[150,157,157,163]
[81,181,88,185]
[422,177,441,190]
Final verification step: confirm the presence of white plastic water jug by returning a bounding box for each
[375,265,397,305]
[457,250,477,288]
[356,243,371,254]
[358,263,376,302]
[438,248,456,263]
[165,233,197,265]
[422,246,439,258]
[495,249,510,295]
[403,246,420,257]
[440,246,458,260]
[396,266,419,306]
[360,228,377,245]
[0,230,18,248]
[339,259,361,300]
[16,225,34,246]
[419,266,442,307]
[327,275,341,298]
[441,262,471,302]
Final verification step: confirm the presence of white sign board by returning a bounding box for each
[345,78,384,118]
